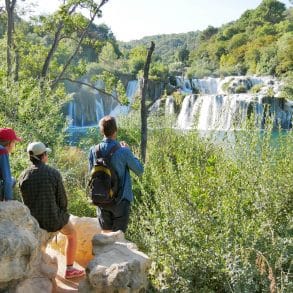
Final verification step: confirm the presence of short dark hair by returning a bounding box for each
[29,151,47,164]
[0,140,10,147]
[99,116,117,137]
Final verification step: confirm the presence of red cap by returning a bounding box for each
[0,128,22,142]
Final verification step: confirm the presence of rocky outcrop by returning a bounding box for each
[0,202,151,292]
[0,201,58,293]
[79,231,151,293]
[49,215,101,267]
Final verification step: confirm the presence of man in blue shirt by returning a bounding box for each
[0,128,22,201]
[88,116,144,233]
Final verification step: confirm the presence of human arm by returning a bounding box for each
[124,147,144,176]
[88,146,95,171]
[0,152,13,200]
[55,170,68,211]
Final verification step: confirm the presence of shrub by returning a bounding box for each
[125,119,293,292]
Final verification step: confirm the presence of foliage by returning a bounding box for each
[186,0,292,78]
[125,118,293,292]
[280,73,293,101]
[119,31,200,66]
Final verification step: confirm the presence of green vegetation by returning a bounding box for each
[187,0,293,79]
[13,113,293,292]
[126,117,293,292]
[0,0,292,291]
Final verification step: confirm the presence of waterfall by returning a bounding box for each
[191,78,220,94]
[66,80,139,128]
[165,96,175,115]
[175,93,292,131]
[175,76,193,94]
[126,80,139,103]
[171,76,292,130]
[177,95,197,129]
[95,99,105,124]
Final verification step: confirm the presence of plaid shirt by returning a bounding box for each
[18,162,69,232]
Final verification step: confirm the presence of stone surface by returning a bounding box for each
[0,201,58,292]
[48,215,101,267]
[79,231,151,293]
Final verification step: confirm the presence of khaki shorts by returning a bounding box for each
[59,220,75,236]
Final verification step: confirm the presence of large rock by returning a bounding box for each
[79,231,151,293]
[48,215,100,267]
[0,201,58,292]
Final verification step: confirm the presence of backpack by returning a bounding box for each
[88,143,120,207]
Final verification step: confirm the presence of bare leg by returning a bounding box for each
[65,229,77,266]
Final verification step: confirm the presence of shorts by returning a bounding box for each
[98,199,130,233]
[59,220,75,236]
[41,220,75,249]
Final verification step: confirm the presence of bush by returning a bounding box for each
[125,119,293,292]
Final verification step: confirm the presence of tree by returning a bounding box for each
[99,41,118,68]
[199,26,218,41]
[140,41,155,163]
[254,0,286,24]
[128,45,147,75]
[5,0,16,80]
[275,32,293,75]
[175,46,189,63]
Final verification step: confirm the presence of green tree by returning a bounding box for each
[128,45,147,75]
[99,41,118,68]
[175,46,189,63]
[275,32,293,75]
[254,0,286,24]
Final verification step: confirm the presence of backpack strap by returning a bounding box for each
[106,144,121,159]
[95,143,120,161]
[95,144,102,160]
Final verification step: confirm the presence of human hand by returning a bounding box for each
[120,141,129,148]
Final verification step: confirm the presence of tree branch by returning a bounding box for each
[59,77,120,104]
[52,0,108,88]
[40,3,79,80]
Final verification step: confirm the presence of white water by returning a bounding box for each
[174,76,292,130]
[66,76,292,132]
[67,80,139,128]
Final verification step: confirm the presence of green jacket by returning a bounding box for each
[18,162,69,232]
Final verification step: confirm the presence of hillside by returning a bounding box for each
[118,0,292,81]
[119,31,200,65]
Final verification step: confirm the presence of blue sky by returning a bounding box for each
[32,0,292,41]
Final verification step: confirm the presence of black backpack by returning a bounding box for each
[88,143,120,207]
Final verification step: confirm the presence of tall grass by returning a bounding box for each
[124,117,292,292]
[11,113,292,292]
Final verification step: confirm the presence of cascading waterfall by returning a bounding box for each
[165,96,175,115]
[66,75,292,133]
[66,80,139,128]
[173,76,292,130]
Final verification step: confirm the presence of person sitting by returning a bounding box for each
[18,141,85,279]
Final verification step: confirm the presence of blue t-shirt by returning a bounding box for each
[0,145,13,200]
[88,138,144,202]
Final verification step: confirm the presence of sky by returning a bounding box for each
[27,0,292,41]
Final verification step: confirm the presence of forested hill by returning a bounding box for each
[119,0,293,80]
[118,31,200,65]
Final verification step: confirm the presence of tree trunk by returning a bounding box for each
[5,0,16,80]
[140,41,155,163]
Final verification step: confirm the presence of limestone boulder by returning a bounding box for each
[48,215,100,267]
[79,231,151,293]
[0,201,58,292]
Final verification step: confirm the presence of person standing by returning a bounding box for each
[88,115,144,233]
[0,128,22,201]
[18,142,85,279]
